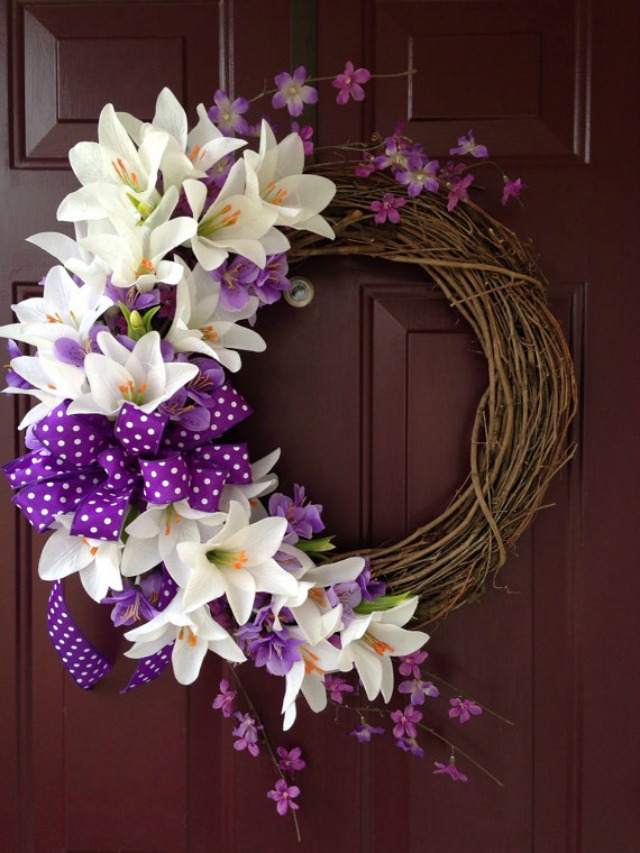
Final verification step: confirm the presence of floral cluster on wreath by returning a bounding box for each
[1,62,521,826]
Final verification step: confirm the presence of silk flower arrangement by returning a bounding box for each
[0,64,576,822]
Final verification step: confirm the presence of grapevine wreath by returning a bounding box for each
[0,63,577,820]
[288,163,577,625]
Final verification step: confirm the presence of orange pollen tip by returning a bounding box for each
[303,649,324,676]
[47,383,56,390]
[90,546,98,557]
[178,627,198,647]
[221,204,232,214]
[138,383,147,393]
[233,550,248,570]
[364,632,394,656]
[308,587,326,606]
[189,144,201,162]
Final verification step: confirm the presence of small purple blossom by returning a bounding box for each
[291,122,314,156]
[247,626,303,676]
[267,778,300,815]
[396,737,425,758]
[449,129,489,159]
[398,649,428,678]
[391,704,423,739]
[324,674,355,704]
[101,575,160,627]
[349,722,385,743]
[370,193,407,225]
[207,89,250,136]
[211,256,260,312]
[449,697,483,723]
[398,678,440,705]
[354,151,377,177]
[332,61,371,105]
[433,760,468,782]
[277,746,307,773]
[232,712,262,756]
[268,484,324,544]
[252,253,291,305]
[446,173,474,211]
[396,154,440,197]
[272,66,318,117]
[501,177,527,205]
[212,679,236,718]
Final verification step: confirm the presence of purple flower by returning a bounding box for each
[268,484,324,544]
[272,66,318,117]
[354,151,377,178]
[433,760,468,782]
[370,193,407,225]
[211,256,260,312]
[501,177,526,205]
[101,574,161,627]
[267,778,300,815]
[349,722,385,742]
[247,626,303,676]
[207,89,250,136]
[396,154,440,197]
[449,697,483,723]
[449,129,489,158]
[398,678,439,705]
[391,704,423,739]
[446,173,474,211]
[252,253,291,305]
[398,649,428,678]
[325,580,362,626]
[324,674,355,704]
[212,679,236,717]
[396,737,425,758]
[332,61,371,105]
[232,712,262,756]
[277,746,306,773]
[291,122,314,156]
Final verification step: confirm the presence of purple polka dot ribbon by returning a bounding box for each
[47,580,112,689]
[3,381,253,539]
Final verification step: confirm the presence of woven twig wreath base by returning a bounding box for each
[289,165,577,626]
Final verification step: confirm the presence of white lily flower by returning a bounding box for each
[281,629,341,730]
[167,262,265,372]
[5,350,87,428]
[178,500,298,625]
[244,121,336,239]
[57,103,170,226]
[27,223,111,290]
[66,330,198,417]
[0,265,111,351]
[79,216,195,291]
[124,590,246,685]
[117,89,246,190]
[337,597,430,702]
[121,500,225,587]
[183,158,278,270]
[278,556,366,646]
[38,515,122,602]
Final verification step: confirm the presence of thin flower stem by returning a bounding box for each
[228,666,302,844]
[330,698,505,787]
[424,671,515,725]
[249,69,416,104]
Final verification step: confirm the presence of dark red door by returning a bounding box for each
[1,1,637,851]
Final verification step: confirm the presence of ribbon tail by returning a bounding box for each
[120,644,173,694]
[47,580,112,690]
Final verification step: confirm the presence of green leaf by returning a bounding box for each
[296,535,336,554]
[354,593,410,615]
